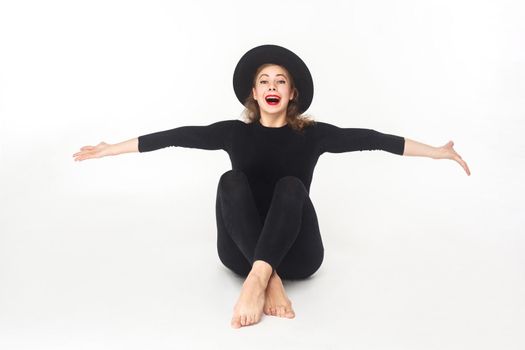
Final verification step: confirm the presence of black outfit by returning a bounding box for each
[138,119,405,280]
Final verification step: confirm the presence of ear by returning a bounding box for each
[252,87,257,100]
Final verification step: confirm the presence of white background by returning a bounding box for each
[1,0,524,349]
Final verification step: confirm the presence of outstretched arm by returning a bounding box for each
[404,138,471,176]
[314,122,471,176]
[73,138,138,161]
[72,119,237,162]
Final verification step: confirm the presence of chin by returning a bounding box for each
[262,110,285,116]
[261,106,287,114]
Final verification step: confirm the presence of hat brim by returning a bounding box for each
[233,44,314,115]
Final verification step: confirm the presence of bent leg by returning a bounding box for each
[274,195,324,280]
[216,171,324,280]
[253,176,324,279]
[216,170,263,276]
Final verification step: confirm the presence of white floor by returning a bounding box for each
[1,1,523,347]
[1,149,524,350]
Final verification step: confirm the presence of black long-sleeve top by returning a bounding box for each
[138,119,405,221]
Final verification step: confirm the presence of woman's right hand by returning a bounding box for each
[73,142,113,161]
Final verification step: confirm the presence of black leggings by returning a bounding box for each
[215,170,324,280]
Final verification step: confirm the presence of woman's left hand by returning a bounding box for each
[434,141,471,176]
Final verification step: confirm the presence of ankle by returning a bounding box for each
[269,270,280,282]
[249,260,273,285]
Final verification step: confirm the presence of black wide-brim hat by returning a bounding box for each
[233,44,314,114]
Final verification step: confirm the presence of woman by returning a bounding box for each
[72,44,471,329]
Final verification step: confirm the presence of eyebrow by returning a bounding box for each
[258,73,288,80]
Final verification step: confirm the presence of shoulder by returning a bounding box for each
[219,119,254,130]
[208,119,243,126]
[307,120,338,134]
[305,120,336,129]
[224,119,249,126]
[203,119,246,131]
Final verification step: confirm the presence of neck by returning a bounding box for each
[259,111,287,128]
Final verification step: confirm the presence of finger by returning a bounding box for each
[456,157,470,176]
[74,148,93,157]
[463,160,471,176]
[76,154,92,161]
[73,152,85,158]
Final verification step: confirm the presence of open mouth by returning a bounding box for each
[265,95,281,106]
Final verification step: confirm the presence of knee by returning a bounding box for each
[273,176,307,199]
[218,170,250,199]
[219,169,248,187]
[276,175,305,187]
[279,262,323,281]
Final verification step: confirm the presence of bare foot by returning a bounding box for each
[230,273,267,328]
[263,272,295,318]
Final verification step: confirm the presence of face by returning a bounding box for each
[252,65,295,117]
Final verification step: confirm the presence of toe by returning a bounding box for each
[277,306,283,317]
[231,316,241,328]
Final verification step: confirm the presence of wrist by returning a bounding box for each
[104,144,117,157]
[431,146,444,159]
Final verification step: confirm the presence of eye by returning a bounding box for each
[278,80,286,84]
[259,80,268,84]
